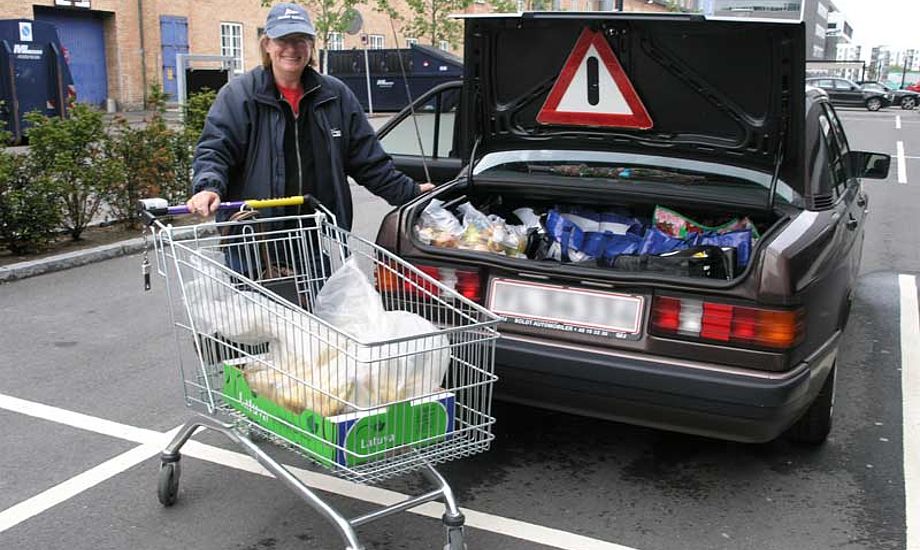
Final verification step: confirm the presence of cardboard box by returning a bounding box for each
[222,364,455,467]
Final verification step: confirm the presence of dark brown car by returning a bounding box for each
[374,13,891,444]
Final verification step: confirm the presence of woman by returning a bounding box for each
[186,2,432,228]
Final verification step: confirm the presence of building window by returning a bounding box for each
[220,22,244,74]
[328,32,344,50]
[439,40,450,51]
[406,37,418,47]
[368,34,385,49]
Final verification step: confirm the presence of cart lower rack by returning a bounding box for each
[142,196,501,549]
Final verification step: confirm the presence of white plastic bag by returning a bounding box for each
[312,258,451,408]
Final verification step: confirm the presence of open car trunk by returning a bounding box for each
[404,181,788,285]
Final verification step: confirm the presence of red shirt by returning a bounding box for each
[278,84,304,117]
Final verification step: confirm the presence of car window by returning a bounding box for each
[823,104,855,188]
[833,80,854,90]
[815,79,834,88]
[817,111,848,198]
[379,89,459,158]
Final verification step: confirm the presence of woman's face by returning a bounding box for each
[266,34,312,79]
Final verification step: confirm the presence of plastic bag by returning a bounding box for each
[653,205,758,239]
[455,202,527,257]
[312,258,451,409]
[415,199,463,248]
[545,208,646,263]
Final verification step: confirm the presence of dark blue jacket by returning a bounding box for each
[192,66,419,230]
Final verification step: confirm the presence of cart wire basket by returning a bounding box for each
[141,195,501,550]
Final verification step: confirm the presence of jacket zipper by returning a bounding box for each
[293,85,320,214]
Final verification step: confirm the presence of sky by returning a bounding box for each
[832,0,920,53]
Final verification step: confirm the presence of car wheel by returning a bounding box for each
[786,363,836,445]
[902,97,917,110]
[866,98,883,111]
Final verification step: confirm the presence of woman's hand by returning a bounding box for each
[419,183,435,193]
[187,190,221,217]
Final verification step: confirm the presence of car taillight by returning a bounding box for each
[375,263,482,302]
[650,296,803,349]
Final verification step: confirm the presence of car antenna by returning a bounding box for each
[387,15,432,185]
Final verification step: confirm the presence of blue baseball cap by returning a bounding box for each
[264,3,316,39]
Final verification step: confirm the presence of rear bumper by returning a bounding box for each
[494,335,837,443]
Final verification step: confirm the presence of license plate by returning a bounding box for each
[488,278,644,337]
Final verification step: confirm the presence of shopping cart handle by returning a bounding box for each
[138,195,324,224]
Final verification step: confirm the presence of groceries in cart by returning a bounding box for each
[144,195,499,550]
[185,254,450,417]
[415,199,761,280]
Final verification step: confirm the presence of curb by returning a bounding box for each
[0,237,147,284]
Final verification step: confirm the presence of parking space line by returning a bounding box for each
[0,437,169,534]
[898,116,903,129]
[901,274,920,550]
[898,142,908,184]
[0,393,639,550]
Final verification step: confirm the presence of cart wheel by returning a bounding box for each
[157,461,181,506]
[443,526,466,550]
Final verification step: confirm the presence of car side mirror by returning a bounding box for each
[850,151,891,179]
[851,86,860,91]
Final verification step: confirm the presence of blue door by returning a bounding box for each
[160,16,188,100]
[34,8,107,106]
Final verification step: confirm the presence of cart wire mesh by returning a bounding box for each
[151,212,500,483]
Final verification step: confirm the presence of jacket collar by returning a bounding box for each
[253,66,336,107]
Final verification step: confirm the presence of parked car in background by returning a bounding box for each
[376,13,892,445]
[906,82,920,93]
[858,81,920,110]
[805,77,891,111]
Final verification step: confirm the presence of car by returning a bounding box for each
[858,80,920,110]
[374,13,891,444]
[906,82,920,93]
[805,76,891,111]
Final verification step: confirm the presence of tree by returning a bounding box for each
[261,0,360,52]
[382,0,474,49]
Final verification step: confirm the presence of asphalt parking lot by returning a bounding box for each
[2,106,920,550]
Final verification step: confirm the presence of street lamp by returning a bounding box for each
[902,51,914,89]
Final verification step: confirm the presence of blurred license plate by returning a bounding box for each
[488,278,643,337]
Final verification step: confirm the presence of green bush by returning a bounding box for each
[0,150,63,255]
[107,111,184,228]
[25,103,118,241]
[184,88,217,143]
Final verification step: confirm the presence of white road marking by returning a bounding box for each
[898,115,902,129]
[901,274,920,550]
[898,141,908,184]
[0,394,639,550]
[0,428,178,535]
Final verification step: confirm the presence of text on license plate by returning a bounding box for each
[488,278,644,335]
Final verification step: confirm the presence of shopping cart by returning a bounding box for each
[140,195,501,550]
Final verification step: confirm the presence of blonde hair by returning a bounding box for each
[260,35,317,69]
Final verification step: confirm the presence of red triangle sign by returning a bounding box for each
[537,28,653,130]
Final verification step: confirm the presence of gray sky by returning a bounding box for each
[833,0,920,53]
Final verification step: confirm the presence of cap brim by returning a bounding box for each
[265,22,316,39]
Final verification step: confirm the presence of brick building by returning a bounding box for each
[1,0,676,111]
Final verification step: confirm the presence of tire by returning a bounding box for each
[866,98,883,111]
[786,364,836,445]
[157,461,181,506]
[902,97,917,110]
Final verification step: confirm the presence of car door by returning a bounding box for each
[833,79,862,106]
[376,81,464,185]
[820,103,866,285]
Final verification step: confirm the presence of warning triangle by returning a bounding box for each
[537,28,653,130]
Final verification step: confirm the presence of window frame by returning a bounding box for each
[368,34,385,49]
[220,21,245,75]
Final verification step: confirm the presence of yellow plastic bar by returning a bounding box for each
[244,196,306,209]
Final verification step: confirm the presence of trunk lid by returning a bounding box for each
[458,13,807,195]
